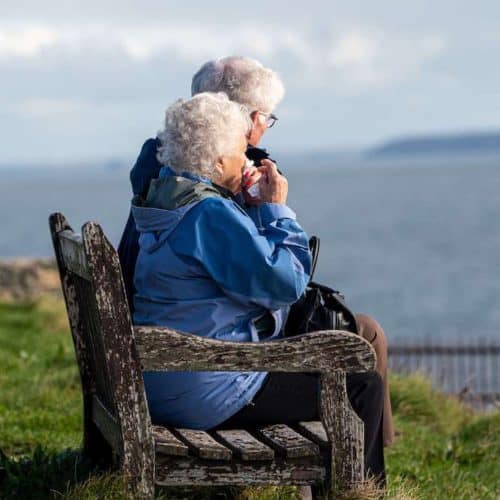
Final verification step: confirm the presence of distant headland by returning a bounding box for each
[367,131,500,158]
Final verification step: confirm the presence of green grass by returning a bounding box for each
[0,298,499,499]
[386,376,500,498]
[0,298,81,458]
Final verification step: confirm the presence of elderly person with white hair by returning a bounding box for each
[118,56,394,454]
[192,57,394,450]
[191,56,283,153]
[131,92,386,485]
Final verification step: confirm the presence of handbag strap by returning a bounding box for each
[308,236,320,282]
[308,280,343,297]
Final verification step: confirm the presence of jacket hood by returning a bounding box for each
[131,173,225,251]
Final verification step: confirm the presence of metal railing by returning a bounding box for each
[388,337,500,409]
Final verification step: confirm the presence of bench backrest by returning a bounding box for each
[49,213,154,486]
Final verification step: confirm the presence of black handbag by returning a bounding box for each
[284,237,359,336]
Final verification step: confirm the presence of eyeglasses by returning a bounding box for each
[257,111,278,128]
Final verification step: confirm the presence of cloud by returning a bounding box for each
[330,31,376,66]
[1,9,497,163]
[0,25,58,57]
[0,22,293,62]
[0,21,447,93]
[321,30,447,90]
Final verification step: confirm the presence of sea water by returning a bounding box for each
[1,153,499,341]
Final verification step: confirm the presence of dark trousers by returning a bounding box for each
[218,371,385,483]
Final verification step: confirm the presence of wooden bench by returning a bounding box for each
[49,212,376,498]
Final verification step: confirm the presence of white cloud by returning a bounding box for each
[119,26,233,61]
[0,3,498,163]
[322,30,447,90]
[0,22,298,63]
[330,31,376,66]
[0,21,447,94]
[0,25,58,57]
[116,25,310,63]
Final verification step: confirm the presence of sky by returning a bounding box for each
[1,0,499,164]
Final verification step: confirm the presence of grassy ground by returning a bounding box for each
[0,298,499,499]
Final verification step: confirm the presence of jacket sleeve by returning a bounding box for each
[172,198,312,309]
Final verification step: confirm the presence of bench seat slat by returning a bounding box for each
[174,429,232,460]
[214,429,274,461]
[296,421,329,448]
[155,455,325,486]
[153,426,189,456]
[255,424,320,458]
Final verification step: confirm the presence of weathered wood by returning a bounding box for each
[320,372,364,493]
[135,326,376,373]
[155,454,325,486]
[92,395,122,453]
[296,421,329,449]
[153,427,189,456]
[214,430,274,461]
[173,429,232,460]
[49,213,112,465]
[58,230,90,280]
[255,425,320,459]
[82,222,155,498]
[50,213,377,498]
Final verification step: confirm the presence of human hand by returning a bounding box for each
[257,159,288,205]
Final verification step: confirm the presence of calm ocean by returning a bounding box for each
[1,153,499,341]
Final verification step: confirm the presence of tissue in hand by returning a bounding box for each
[246,182,261,198]
[243,159,261,198]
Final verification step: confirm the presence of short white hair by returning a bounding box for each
[191,56,285,114]
[157,92,251,179]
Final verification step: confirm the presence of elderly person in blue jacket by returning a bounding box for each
[133,91,307,428]
[131,92,385,484]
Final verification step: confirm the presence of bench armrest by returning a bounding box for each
[134,326,376,373]
[134,326,373,489]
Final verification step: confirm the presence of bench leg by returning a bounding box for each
[320,371,364,495]
[119,455,155,500]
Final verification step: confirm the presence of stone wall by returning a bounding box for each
[0,259,61,301]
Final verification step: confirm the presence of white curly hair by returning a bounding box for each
[191,56,285,114]
[157,92,251,179]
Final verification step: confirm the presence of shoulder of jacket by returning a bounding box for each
[190,196,249,219]
[142,137,160,152]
